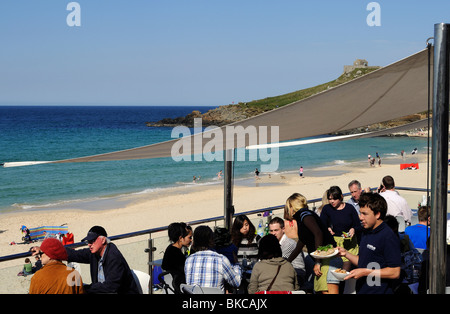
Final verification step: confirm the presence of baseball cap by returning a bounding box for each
[81,225,107,242]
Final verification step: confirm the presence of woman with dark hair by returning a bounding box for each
[231,214,260,267]
[320,186,361,272]
[248,234,299,294]
[161,222,193,293]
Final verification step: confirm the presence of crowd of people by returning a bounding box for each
[22,174,433,294]
[160,174,431,295]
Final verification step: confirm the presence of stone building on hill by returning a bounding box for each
[343,58,380,74]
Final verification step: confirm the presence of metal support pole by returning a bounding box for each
[429,23,449,294]
[224,149,234,230]
[147,237,155,294]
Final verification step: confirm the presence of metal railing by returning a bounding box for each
[0,186,437,293]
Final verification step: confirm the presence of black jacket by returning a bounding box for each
[66,242,139,294]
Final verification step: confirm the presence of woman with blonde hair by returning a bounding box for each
[283,193,308,242]
[286,192,341,294]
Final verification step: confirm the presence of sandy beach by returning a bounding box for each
[0,151,433,271]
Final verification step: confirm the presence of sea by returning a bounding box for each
[0,105,429,214]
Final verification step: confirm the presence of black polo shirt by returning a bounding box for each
[356,221,401,294]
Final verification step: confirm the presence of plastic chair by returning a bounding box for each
[157,271,176,294]
[180,284,224,294]
[131,269,150,294]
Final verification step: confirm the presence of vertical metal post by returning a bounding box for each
[148,237,154,294]
[429,23,449,294]
[224,149,234,230]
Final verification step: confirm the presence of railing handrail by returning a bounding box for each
[0,186,434,263]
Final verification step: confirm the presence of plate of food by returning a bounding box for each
[310,244,338,259]
[331,268,350,280]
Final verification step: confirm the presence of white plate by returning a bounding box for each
[331,270,350,281]
[310,249,338,259]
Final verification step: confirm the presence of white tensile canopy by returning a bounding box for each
[2,47,432,167]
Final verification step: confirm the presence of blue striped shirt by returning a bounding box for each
[184,250,242,291]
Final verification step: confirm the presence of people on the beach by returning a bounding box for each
[337,193,401,294]
[299,166,304,178]
[405,206,430,250]
[161,222,193,294]
[379,175,413,228]
[17,257,33,276]
[285,193,341,294]
[32,254,42,273]
[217,170,222,179]
[248,234,299,294]
[268,217,306,288]
[184,225,241,292]
[254,168,260,179]
[29,238,84,294]
[321,186,362,271]
[63,225,139,294]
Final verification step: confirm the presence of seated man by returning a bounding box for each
[405,206,430,250]
[65,226,139,294]
[268,217,306,288]
[184,225,241,292]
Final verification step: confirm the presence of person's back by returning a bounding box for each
[29,260,84,294]
[185,225,241,291]
[405,224,429,250]
[248,257,298,293]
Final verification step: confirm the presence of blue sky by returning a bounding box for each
[0,0,449,106]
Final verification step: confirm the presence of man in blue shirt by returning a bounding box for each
[185,225,241,292]
[338,193,401,294]
[405,206,430,250]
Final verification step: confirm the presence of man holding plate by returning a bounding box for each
[337,193,401,294]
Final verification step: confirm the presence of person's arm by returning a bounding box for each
[287,240,305,262]
[222,256,242,288]
[302,215,323,250]
[346,266,400,280]
[338,247,359,266]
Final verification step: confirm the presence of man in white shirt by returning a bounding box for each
[379,175,412,229]
[269,217,306,288]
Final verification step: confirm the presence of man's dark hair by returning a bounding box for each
[359,192,388,220]
[269,216,285,228]
[192,225,214,252]
[382,175,395,190]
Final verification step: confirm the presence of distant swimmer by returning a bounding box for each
[217,170,223,179]
[254,168,260,178]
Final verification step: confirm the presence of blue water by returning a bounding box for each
[0,106,428,213]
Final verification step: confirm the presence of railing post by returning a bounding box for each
[147,237,154,294]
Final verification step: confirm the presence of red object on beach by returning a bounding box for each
[400,163,419,170]
[62,232,74,245]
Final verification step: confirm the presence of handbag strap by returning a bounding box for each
[267,265,282,291]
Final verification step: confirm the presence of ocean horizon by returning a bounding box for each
[0,105,428,214]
